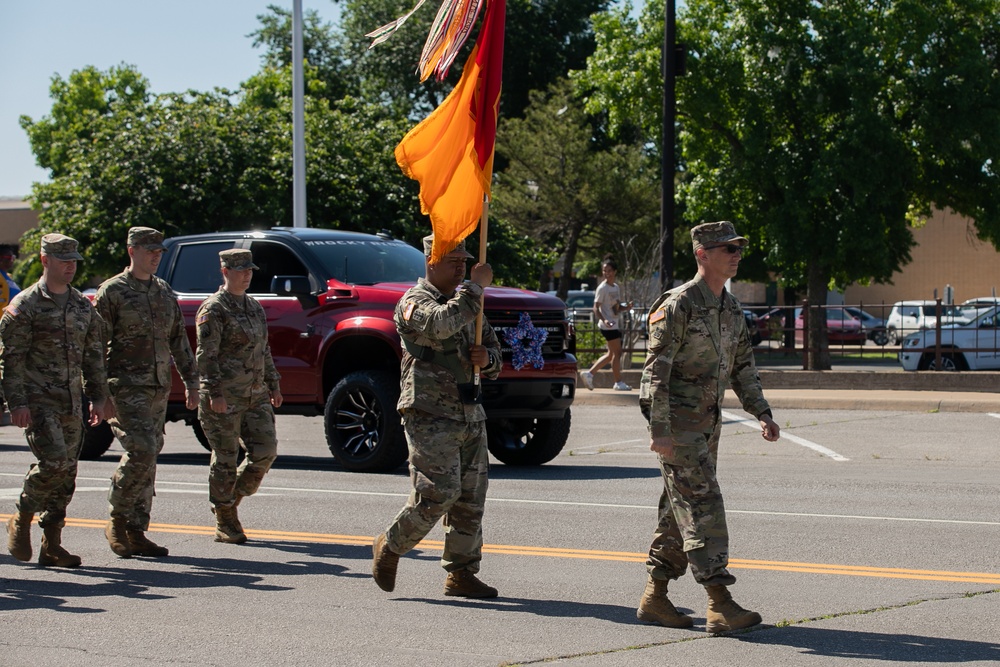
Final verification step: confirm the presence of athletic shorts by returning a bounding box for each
[600,328,622,342]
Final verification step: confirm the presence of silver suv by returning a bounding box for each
[886,300,971,344]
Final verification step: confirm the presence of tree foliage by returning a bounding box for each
[338,0,610,120]
[18,2,617,288]
[492,78,660,297]
[580,0,1000,368]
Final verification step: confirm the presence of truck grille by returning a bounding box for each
[486,309,568,358]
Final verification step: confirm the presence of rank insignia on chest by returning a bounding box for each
[649,308,665,324]
[403,302,416,322]
[196,313,209,325]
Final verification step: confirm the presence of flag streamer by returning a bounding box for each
[394,0,506,264]
[367,0,484,82]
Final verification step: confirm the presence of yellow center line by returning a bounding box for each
[7,515,998,585]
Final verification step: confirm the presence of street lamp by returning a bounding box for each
[292,0,307,227]
[660,0,685,289]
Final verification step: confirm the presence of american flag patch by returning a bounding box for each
[403,302,416,321]
[196,313,209,325]
[4,305,19,317]
[648,308,666,324]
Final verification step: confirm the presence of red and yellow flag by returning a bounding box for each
[394,0,506,264]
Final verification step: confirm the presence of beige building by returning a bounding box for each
[0,198,39,245]
[730,208,1000,311]
[843,208,999,308]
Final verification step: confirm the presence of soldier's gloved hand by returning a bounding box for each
[211,396,228,414]
[270,390,283,409]
[469,344,489,368]
[10,407,30,429]
[470,262,493,288]
[185,388,198,411]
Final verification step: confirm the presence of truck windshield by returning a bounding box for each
[302,239,426,285]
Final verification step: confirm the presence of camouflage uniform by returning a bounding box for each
[94,227,198,532]
[0,237,109,528]
[383,265,502,574]
[639,269,770,587]
[196,251,280,510]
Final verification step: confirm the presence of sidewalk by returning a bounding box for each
[574,367,1000,412]
[574,387,1000,412]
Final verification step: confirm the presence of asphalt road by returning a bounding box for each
[1,405,998,666]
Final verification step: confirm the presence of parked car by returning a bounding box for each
[885,301,971,344]
[842,307,889,346]
[549,290,595,326]
[898,305,1000,370]
[959,297,1000,318]
[794,307,867,345]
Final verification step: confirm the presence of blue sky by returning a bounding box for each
[0,0,343,198]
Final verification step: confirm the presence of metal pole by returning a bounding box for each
[292,0,307,227]
[660,0,676,290]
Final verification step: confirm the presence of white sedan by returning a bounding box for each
[898,306,1000,371]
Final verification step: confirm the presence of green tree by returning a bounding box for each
[338,0,610,120]
[580,0,1000,368]
[492,79,659,297]
[248,3,354,102]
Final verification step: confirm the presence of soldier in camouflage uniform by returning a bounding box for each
[636,221,781,633]
[196,248,282,544]
[1,233,113,567]
[371,235,503,598]
[95,227,200,558]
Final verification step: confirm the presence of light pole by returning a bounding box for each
[292,0,307,227]
[660,0,678,290]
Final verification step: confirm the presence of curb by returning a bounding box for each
[572,388,1000,413]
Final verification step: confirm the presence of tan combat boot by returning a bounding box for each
[127,530,169,557]
[705,585,762,633]
[444,570,498,598]
[371,533,399,592]
[213,505,247,544]
[38,522,82,568]
[6,510,34,562]
[105,518,132,558]
[636,576,694,628]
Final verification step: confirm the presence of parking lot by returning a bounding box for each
[1,404,998,666]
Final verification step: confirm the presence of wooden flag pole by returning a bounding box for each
[473,193,489,385]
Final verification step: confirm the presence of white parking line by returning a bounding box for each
[721,410,850,462]
[988,413,1000,420]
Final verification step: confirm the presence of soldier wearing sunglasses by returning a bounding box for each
[635,221,781,634]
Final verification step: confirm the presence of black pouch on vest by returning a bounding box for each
[457,382,483,405]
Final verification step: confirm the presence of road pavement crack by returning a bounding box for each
[500,588,1000,666]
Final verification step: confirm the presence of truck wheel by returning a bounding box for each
[80,421,115,460]
[325,370,406,472]
[487,411,572,466]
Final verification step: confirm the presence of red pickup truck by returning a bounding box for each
[81,228,577,472]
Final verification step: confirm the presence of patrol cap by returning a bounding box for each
[691,221,748,251]
[219,248,259,271]
[40,233,84,261]
[422,235,474,260]
[127,226,166,250]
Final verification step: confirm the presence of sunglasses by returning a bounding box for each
[705,244,744,255]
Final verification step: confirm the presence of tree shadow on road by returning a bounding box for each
[737,625,1000,662]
